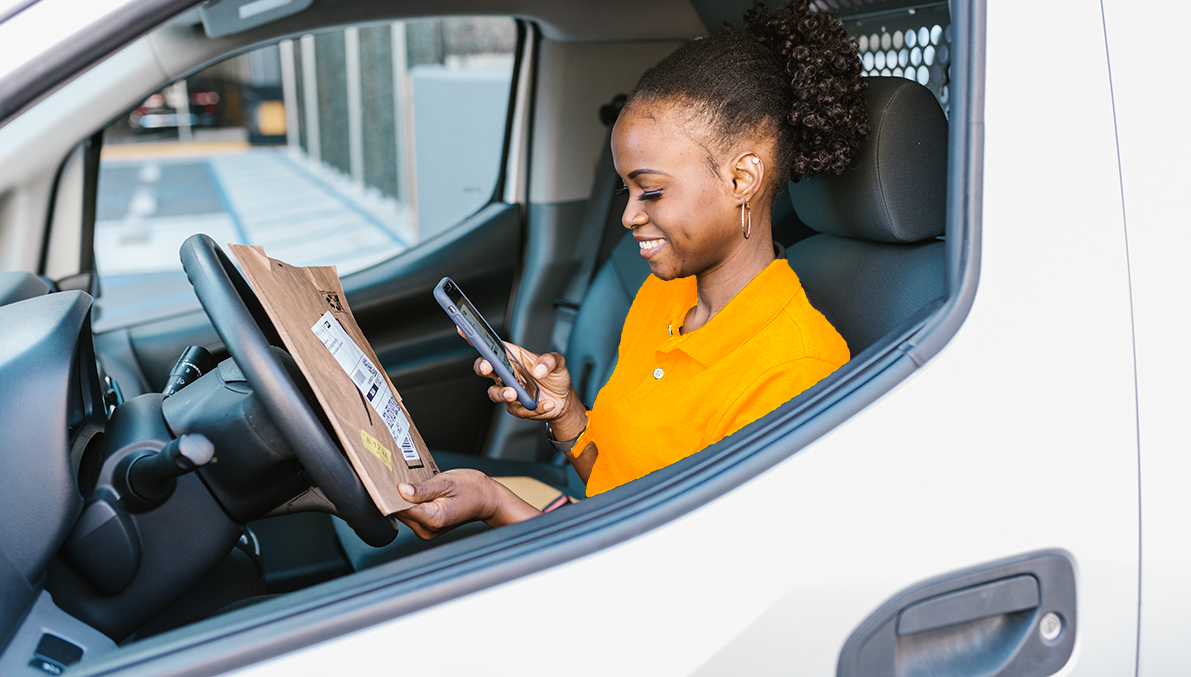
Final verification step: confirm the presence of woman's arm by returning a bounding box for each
[570,442,597,485]
[395,338,597,539]
[394,469,542,539]
[478,339,600,482]
[546,386,597,484]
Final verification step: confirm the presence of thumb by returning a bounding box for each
[533,353,554,379]
[399,475,452,504]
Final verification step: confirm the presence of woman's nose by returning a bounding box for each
[622,200,648,229]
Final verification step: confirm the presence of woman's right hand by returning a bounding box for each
[473,341,571,419]
[460,328,588,441]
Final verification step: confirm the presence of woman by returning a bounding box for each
[395,0,868,539]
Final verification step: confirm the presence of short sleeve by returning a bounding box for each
[713,357,844,441]
[569,409,594,458]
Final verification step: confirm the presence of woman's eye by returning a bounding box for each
[617,185,661,201]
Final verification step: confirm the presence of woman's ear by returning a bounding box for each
[730,153,764,203]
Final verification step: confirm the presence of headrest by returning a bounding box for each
[788,77,948,243]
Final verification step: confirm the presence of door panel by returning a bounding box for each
[1102,1,1191,673]
[350,202,522,454]
[240,1,1142,674]
[838,553,1076,677]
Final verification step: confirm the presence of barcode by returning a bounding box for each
[399,436,420,461]
[382,398,400,430]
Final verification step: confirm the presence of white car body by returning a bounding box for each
[241,2,1191,674]
[0,0,1187,675]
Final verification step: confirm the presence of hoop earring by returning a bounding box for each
[741,202,752,239]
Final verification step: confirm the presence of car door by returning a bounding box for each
[225,1,1145,674]
[64,17,533,458]
[0,0,1152,674]
[1102,1,1191,674]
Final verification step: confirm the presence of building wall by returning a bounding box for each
[282,18,515,240]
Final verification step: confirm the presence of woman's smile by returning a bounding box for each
[637,237,666,258]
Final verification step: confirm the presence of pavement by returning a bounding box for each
[93,141,415,329]
[95,143,414,279]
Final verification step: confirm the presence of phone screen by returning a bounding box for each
[454,293,538,399]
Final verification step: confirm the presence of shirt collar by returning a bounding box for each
[661,259,802,367]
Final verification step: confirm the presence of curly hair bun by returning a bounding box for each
[627,0,869,191]
[744,1,869,180]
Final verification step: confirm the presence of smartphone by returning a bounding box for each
[434,277,539,410]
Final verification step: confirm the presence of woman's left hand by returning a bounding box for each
[393,469,541,539]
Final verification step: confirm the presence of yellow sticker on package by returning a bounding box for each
[359,429,394,472]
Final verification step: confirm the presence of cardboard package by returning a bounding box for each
[229,245,439,516]
[492,477,575,513]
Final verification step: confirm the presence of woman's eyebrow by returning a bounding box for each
[627,168,670,179]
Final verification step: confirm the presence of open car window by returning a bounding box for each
[93,17,516,326]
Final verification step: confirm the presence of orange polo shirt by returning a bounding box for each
[576,259,849,496]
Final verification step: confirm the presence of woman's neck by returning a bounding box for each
[683,229,776,333]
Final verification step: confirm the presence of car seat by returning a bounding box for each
[333,77,948,569]
[785,76,948,354]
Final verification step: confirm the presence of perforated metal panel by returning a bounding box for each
[844,3,952,115]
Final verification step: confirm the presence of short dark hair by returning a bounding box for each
[627,1,869,203]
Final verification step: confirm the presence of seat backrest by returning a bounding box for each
[787,77,949,355]
[565,232,650,407]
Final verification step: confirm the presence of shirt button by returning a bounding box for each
[653,367,664,379]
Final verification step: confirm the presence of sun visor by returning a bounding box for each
[199,0,315,39]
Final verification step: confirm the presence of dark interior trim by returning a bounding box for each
[499,20,539,335]
[36,142,74,276]
[837,0,950,23]
[73,2,987,674]
[78,131,102,277]
[903,0,986,365]
[490,20,529,206]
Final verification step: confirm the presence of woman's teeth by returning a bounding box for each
[639,239,665,251]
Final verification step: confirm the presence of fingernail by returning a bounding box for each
[535,365,547,377]
[399,483,414,497]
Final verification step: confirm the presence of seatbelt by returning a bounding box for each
[550,96,626,354]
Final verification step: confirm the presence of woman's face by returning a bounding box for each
[611,103,751,281]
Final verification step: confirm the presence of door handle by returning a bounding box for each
[838,552,1075,677]
[897,574,1040,636]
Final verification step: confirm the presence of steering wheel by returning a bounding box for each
[179,234,397,547]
